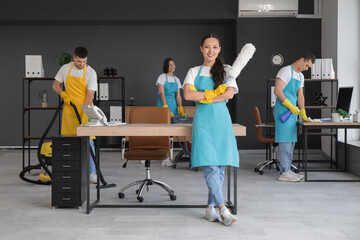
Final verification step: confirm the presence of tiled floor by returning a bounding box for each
[1,150,360,240]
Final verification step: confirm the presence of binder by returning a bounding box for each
[25,55,44,77]
[104,83,109,100]
[321,58,335,79]
[99,83,109,100]
[99,83,104,100]
[311,61,316,78]
[270,86,276,107]
[314,59,321,79]
[110,106,122,122]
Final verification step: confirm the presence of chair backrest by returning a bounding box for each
[253,105,274,144]
[128,107,170,150]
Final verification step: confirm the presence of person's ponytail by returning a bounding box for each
[211,58,225,89]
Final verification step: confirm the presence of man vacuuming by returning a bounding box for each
[53,46,98,184]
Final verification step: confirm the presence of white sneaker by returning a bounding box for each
[161,158,173,167]
[290,170,304,181]
[139,160,145,164]
[89,173,97,184]
[205,204,221,222]
[220,206,237,226]
[278,170,301,182]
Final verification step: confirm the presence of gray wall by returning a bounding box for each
[0,0,322,148]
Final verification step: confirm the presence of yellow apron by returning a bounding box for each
[61,64,94,139]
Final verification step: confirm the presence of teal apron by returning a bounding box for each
[191,66,239,168]
[274,65,301,143]
[157,74,178,114]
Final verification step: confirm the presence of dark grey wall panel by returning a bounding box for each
[0,23,235,146]
[1,0,237,23]
[235,18,321,149]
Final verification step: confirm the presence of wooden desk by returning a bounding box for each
[298,121,360,182]
[77,123,246,214]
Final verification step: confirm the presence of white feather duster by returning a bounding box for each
[228,43,256,79]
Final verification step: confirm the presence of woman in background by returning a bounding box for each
[156,58,187,118]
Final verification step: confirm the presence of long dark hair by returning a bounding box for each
[200,33,225,89]
[163,57,174,73]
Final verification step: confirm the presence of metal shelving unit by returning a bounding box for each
[22,77,61,169]
[96,76,125,148]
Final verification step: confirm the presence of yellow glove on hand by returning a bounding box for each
[81,113,89,125]
[282,99,299,116]
[177,106,187,117]
[204,84,227,100]
[163,105,174,118]
[60,91,71,106]
[189,84,212,104]
[300,109,309,122]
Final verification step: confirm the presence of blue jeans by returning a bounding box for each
[278,142,295,174]
[202,165,225,207]
[89,139,96,174]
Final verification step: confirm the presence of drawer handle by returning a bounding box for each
[62,165,71,168]
[62,154,71,157]
[62,186,71,190]
[62,176,71,179]
[61,197,71,201]
[62,144,71,146]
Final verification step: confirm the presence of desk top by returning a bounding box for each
[77,123,246,137]
[298,121,360,127]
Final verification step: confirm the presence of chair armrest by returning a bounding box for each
[255,123,275,128]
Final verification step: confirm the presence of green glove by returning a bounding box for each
[204,84,227,100]
[163,105,174,118]
[300,109,309,122]
[60,91,71,106]
[177,106,187,118]
[282,99,299,116]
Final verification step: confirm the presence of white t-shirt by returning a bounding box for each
[55,62,98,91]
[183,65,239,94]
[276,65,304,89]
[156,73,182,89]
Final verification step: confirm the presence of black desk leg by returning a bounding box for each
[304,126,308,182]
[345,128,347,171]
[233,167,237,215]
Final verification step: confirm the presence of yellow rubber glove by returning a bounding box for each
[177,106,187,118]
[300,109,309,122]
[163,105,174,118]
[60,91,71,106]
[204,84,227,100]
[81,113,89,125]
[282,99,299,116]
[189,85,213,104]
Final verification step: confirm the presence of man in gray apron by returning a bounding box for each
[274,52,315,182]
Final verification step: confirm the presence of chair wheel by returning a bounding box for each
[172,164,177,169]
[259,171,264,175]
[137,196,144,202]
[276,167,280,171]
[136,189,139,195]
[118,192,125,198]
[194,167,198,172]
[170,195,176,201]
[254,168,259,172]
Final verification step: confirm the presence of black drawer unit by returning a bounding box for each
[52,136,89,208]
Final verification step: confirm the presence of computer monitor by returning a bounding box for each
[336,87,353,113]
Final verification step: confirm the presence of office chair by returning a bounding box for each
[253,106,299,175]
[118,107,176,202]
